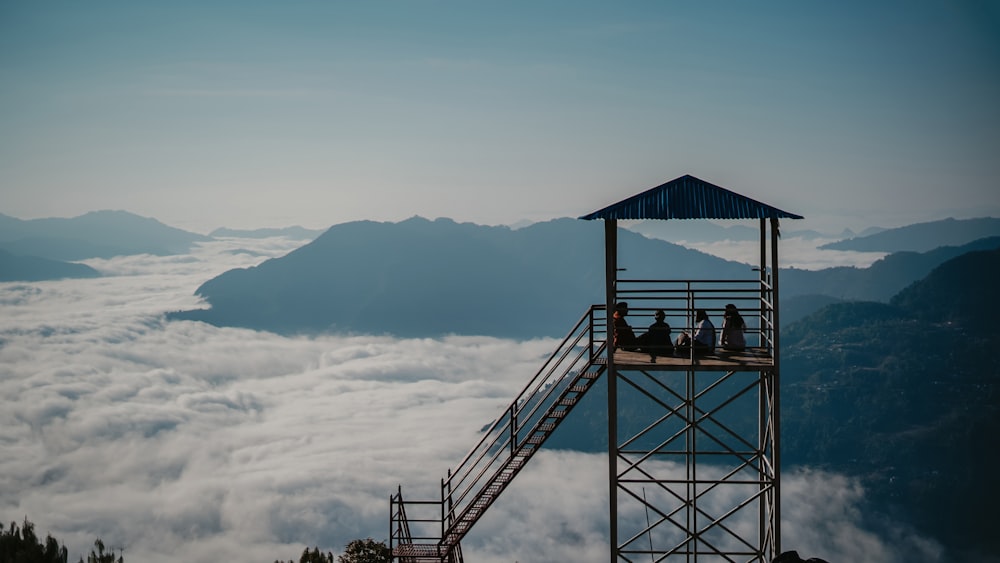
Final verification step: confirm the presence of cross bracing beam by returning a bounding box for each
[612,366,778,562]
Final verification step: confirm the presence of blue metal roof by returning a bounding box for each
[579,174,804,221]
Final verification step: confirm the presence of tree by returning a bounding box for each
[1,518,69,563]
[272,546,334,563]
[77,539,123,563]
[336,539,391,563]
[299,546,334,563]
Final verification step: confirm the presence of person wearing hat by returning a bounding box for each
[612,302,639,351]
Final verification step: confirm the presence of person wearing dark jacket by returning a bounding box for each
[637,309,673,359]
[613,302,639,351]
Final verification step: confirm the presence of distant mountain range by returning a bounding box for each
[0,248,100,282]
[627,219,882,243]
[3,208,999,304]
[0,210,211,262]
[0,212,320,282]
[819,216,1000,252]
[169,215,1000,338]
[171,216,755,338]
[782,235,1000,302]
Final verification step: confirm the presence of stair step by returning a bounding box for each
[393,543,446,557]
[559,398,577,405]
[569,385,590,392]
[537,422,556,432]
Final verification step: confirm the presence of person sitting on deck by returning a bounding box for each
[675,309,716,356]
[720,303,747,351]
[612,302,640,351]
[637,309,673,359]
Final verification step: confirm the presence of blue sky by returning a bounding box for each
[2,1,998,233]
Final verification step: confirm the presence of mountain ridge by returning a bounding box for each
[169,217,760,337]
[169,216,1000,338]
[0,249,100,281]
[0,210,211,261]
[820,216,1000,252]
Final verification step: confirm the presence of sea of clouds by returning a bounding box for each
[0,237,940,562]
[679,237,888,271]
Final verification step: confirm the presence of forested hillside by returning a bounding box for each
[781,248,1000,561]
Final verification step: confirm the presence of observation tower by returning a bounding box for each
[389,174,803,562]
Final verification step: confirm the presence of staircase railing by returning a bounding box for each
[390,305,608,561]
[440,304,608,545]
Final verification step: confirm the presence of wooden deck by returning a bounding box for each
[611,347,774,371]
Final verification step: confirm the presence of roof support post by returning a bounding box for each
[770,217,782,557]
[604,219,618,562]
[759,219,767,349]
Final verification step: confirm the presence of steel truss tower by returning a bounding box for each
[586,177,800,562]
[390,175,801,562]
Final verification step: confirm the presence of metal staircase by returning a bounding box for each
[390,305,608,562]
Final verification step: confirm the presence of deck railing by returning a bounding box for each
[614,277,775,351]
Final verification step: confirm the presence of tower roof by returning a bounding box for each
[579,174,804,221]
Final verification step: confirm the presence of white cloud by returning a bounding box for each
[0,239,941,562]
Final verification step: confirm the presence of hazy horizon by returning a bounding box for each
[1,205,941,238]
[2,204,898,270]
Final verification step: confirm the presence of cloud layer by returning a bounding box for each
[0,239,940,562]
[681,236,888,271]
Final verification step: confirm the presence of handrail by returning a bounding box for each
[438,305,607,545]
[445,305,605,482]
[389,487,412,552]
